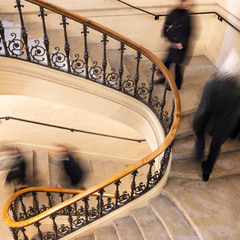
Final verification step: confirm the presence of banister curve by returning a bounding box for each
[2,0,181,231]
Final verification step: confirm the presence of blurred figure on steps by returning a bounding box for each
[51,144,85,189]
[193,49,240,181]
[1,147,28,192]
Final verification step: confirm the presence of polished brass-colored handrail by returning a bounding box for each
[2,0,181,231]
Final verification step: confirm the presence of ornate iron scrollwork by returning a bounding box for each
[106,68,119,87]
[89,61,103,81]
[30,39,46,63]
[51,47,67,69]
[137,82,150,100]
[103,198,114,213]
[8,32,25,57]
[122,75,134,94]
[71,54,85,75]
[57,224,69,236]
[118,191,130,205]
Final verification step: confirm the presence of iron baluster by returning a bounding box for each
[159,144,172,178]
[168,100,175,131]
[20,227,29,240]
[50,213,59,238]
[32,192,40,214]
[114,180,121,208]
[34,222,43,240]
[146,160,155,190]
[160,84,167,121]
[82,25,89,79]
[38,6,51,66]
[83,197,89,224]
[14,0,30,60]
[61,15,71,73]
[118,42,125,90]
[134,51,141,96]
[67,206,73,230]
[72,194,78,215]
[101,34,108,85]
[10,203,18,221]
[46,192,52,208]
[0,19,10,56]
[98,188,105,217]
[18,195,28,219]
[130,170,138,199]
[9,227,18,240]
[148,63,156,104]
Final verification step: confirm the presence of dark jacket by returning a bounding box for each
[63,154,83,186]
[193,74,240,143]
[6,154,26,184]
[163,8,191,64]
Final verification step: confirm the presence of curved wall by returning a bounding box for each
[0,57,165,161]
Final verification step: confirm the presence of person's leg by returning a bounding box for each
[194,130,205,161]
[175,64,183,89]
[154,60,171,84]
[202,138,222,181]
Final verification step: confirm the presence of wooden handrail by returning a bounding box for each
[2,0,181,229]
[5,186,115,199]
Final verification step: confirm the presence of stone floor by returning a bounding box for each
[165,55,240,240]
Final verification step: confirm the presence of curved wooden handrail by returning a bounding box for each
[2,0,181,229]
[4,186,115,199]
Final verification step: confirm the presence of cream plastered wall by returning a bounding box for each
[0,57,166,162]
[206,0,240,66]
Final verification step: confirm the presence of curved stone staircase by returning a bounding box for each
[1,4,240,238]
[70,56,240,240]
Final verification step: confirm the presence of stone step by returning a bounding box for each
[131,206,171,240]
[94,225,119,240]
[113,216,144,240]
[163,176,240,240]
[76,234,95,240]
[149,194,200,240]
[173,133,240,161]
[170,148,240,180]
[33,151,50,187]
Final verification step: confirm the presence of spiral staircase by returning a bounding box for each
[1,0,240,240]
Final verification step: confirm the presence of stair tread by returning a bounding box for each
[170,148,240,180]
[131,207,171,240]
[75,234,95,240]
[149,195,200,239]
[34,152,50,187]
[94,225,119,240]
[113,216,144,240]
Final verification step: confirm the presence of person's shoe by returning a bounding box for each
[153,78,165,85]
[201,161,210,182]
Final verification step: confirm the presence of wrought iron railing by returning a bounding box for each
[1,0,181,239]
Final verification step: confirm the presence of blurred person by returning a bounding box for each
[51,145,85,189]
[2,147,28,192]
[193,49,240,182]
[154,0,192,90]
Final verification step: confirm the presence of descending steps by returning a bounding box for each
[76,193,200,240]
[170,110,240,180]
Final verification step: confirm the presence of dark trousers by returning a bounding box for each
[164,60,183,89]
[195,131,223,175]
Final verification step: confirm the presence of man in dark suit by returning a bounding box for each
[155,0,192,90]
[193,50,240,181]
